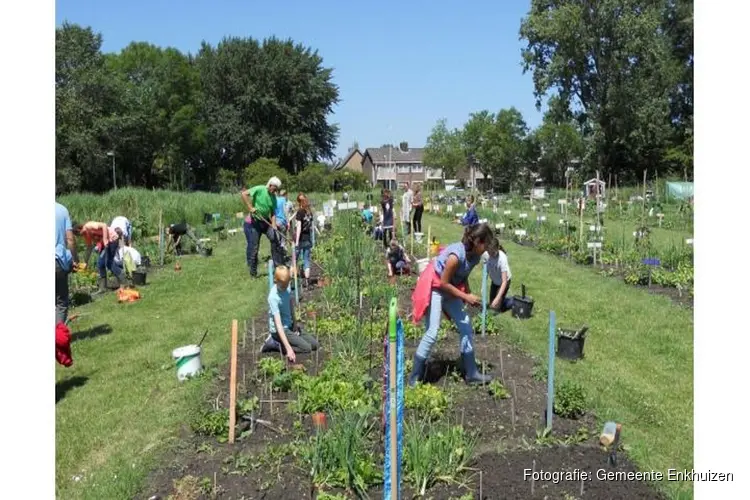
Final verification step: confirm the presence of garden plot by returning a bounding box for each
[140,211,667,500]
[430,195,693,307]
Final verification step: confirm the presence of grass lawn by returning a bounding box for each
[55,234,272,500]
[420,214,694,499]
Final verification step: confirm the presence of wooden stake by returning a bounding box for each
[499,349,505,383]
[511,397,516,432]
[580,474,585,496]
[251,319,256,366]
[228,319,239,444]
[480,470,484,500]
[531,459,536,496]
[427,225,432,260]
[158,210,164,267]
[269,382,274,415]
[242,320,247,349]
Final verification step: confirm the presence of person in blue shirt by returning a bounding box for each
[459,195,479,226]
[55,202,78,324]
[274,189,291,252]
[267,265,319,362]
[408,223,496,387]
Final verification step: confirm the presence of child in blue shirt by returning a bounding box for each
[267,265,319,362]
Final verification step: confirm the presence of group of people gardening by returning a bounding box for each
[240,176,318,286]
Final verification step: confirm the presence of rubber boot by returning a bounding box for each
[113,270,127,289]
[94,277,107,295]
[408,355,427,387]
[461,351,492,385]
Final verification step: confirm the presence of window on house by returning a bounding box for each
[397,165,410,173]
[412,164,423,173]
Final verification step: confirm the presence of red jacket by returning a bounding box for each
[411,260,467,324]
[56,322,73,367]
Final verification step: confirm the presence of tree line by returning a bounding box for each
[424,0,693,192]
[56,22,348,194]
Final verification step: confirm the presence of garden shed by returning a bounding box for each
[583,178,606,199]
[665,181,694,201]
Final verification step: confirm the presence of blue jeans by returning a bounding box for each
[296,241,312,271]
[244,219,285,275]
[416,289,475,359]
[98,241,123,279]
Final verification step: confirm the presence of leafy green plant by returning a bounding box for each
[272,370,305,392]
[532,362,548,382]
[405,383,450,420]
[191,409,230,440]
[258,357,285,379]
[488,380,510,400]
[403,418,477,496]
[554,381,587,419]
[293,363,375,415]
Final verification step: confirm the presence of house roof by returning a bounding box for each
[332,148,362,171]
[364,146,425,164]
[584,178,606,185]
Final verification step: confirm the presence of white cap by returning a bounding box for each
[267,176,282,188]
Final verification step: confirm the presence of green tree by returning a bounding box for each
[520,0,685,181]
[197,36,340,176]
[423,119,465,179]
[56,23,122,193]
[534,119,584,187]
[242,158,290,190]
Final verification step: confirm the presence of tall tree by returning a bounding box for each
[520,0,683,181]
[423,118,465,179]
[56,23,121,192]
[197,36,340,176]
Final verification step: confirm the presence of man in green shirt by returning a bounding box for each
[241,176,287,277]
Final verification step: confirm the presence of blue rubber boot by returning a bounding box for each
[408,355,427,387]
[461,351,492,385]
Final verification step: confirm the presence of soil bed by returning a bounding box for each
[140,251,666,500]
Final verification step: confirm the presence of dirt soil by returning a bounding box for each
[140,257,666,500]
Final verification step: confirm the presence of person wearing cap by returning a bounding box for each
[241,176,287,277]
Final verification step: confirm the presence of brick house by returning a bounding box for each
[362,142,443,190]
[332,148,364,174]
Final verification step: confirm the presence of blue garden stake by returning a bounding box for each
[546,310,556,431]
[292,243,299,307]
[267,259,274,292]
[383,297,403,500]
[481,260,488,337]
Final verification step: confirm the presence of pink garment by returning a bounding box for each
[411,260,467,324]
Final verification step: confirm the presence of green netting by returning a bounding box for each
[666,182,694,200]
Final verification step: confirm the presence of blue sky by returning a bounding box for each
[56,0,545,160]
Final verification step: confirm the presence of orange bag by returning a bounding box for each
[117,287,141,303]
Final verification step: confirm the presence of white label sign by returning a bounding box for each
[537,216,547,222]
[495,223,506,230]
[589,225,602,232]
[519,213,528,219]
[447,205,453,213]
[686,238,693,245]
[543,203,550,208]
[558,199,568,205]
[492,206,498,213]
[657,213,664,218]
[479,218,488,224]
[514,229,527,237]
[587,242,602,249]
[504,210,512,215]
[559,219,566,225]
[323,203,334,217]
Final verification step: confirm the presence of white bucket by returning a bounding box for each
[417,258,430,273]
[172,344,203,381]
[414,232,424,243]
